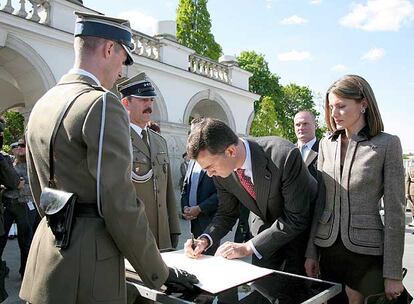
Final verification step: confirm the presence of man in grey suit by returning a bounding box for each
[20,12,196,304]
[185,118,317,275]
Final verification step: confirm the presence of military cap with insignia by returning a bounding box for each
[74,11,135,66]
[117,72,157,98]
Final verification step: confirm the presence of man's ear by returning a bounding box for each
[103,40,115,59]
[121,97,129,109]
[225,145,237,158]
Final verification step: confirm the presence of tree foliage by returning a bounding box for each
[176,0,222,60]
[2,110,25,152]
[250,96,281,137]
[237,51,282,111]
[237,51,321,141]
[277,84,319,142]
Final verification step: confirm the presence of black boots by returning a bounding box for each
[0,260,8,302]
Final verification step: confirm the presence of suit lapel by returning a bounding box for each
[249,140,270,220]
[130,127,150,158]
[341,132,368,189]
[305,149,318,167]
[198,168,206,186]
[229,171,262,217]
[148,130,157,162]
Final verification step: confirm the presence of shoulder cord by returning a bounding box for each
[48,88,92,188]
[96,92,107,218]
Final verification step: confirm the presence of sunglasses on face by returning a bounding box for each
[17,144,26,148]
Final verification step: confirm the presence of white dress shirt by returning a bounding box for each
[130,123,150,145]
[68,68,101,87]
[298,137,316,161]
[237,138,254,184]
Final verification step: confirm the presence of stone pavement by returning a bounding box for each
[1,214,413,303]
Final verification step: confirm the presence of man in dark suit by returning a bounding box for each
[181,159,219,255]
[294,111,319,179]
[185,118,317,275]
[290,111,319,276]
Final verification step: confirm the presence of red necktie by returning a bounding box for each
[236,168,256,200]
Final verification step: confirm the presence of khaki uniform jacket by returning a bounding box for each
[20,74,169,304]
[0,154,20,236]
[306,130,405,280]
[405,165,414,197]
[131,128,180,250]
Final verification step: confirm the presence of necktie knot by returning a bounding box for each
[236,168,256,200]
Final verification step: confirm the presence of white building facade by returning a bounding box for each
[0,0,259,190]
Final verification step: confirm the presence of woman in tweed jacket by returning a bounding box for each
[305,75,405,303]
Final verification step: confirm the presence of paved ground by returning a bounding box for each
[1,213,413,303]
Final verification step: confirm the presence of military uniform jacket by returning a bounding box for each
[0,154,19,236]
[131,127,180,250]
[306,130,405,280]
[20,74,169,304]
[0,154,19,192]
[405,165,414,197]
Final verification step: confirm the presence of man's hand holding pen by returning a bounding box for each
[184,234,209,259]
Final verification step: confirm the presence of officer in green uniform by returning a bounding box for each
[0,119,20,302]
[20,12,197,304]
[118,73,181,250]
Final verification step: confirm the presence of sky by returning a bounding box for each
[84,0,414,152]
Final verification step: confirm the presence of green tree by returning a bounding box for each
[237,51,282,111]
[176,0,222,60]
[1,110,25,152]
[250,96,281,137]
[277,84,318,142]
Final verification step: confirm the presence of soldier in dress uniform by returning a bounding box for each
[406,162,414,228]
[20,12,197,304]
[118,73,181,250]
[0,118,20,302]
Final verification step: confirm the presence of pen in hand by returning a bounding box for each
[191,233,196,250]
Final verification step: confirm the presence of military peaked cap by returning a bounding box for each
[74,11,135,65]
[117,72,157,98]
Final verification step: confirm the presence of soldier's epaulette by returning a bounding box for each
[147,128,167,145]
[147,127,165,141]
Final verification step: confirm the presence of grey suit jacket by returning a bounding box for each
[20,74,168,304]
[306,130,405,280]
[205,137,317,260]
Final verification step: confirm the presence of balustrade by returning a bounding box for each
[132,31,160,61]
[1,1,235,85]
[189,54,230,84]
[0,0,50,24]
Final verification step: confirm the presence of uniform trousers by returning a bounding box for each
[0,198,33,277]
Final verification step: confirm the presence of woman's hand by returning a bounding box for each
[304,258,320,278]
[384,278,404,301]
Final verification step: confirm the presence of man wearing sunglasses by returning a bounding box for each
[0,138,32,281]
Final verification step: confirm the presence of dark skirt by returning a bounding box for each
[319,237,384,297]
